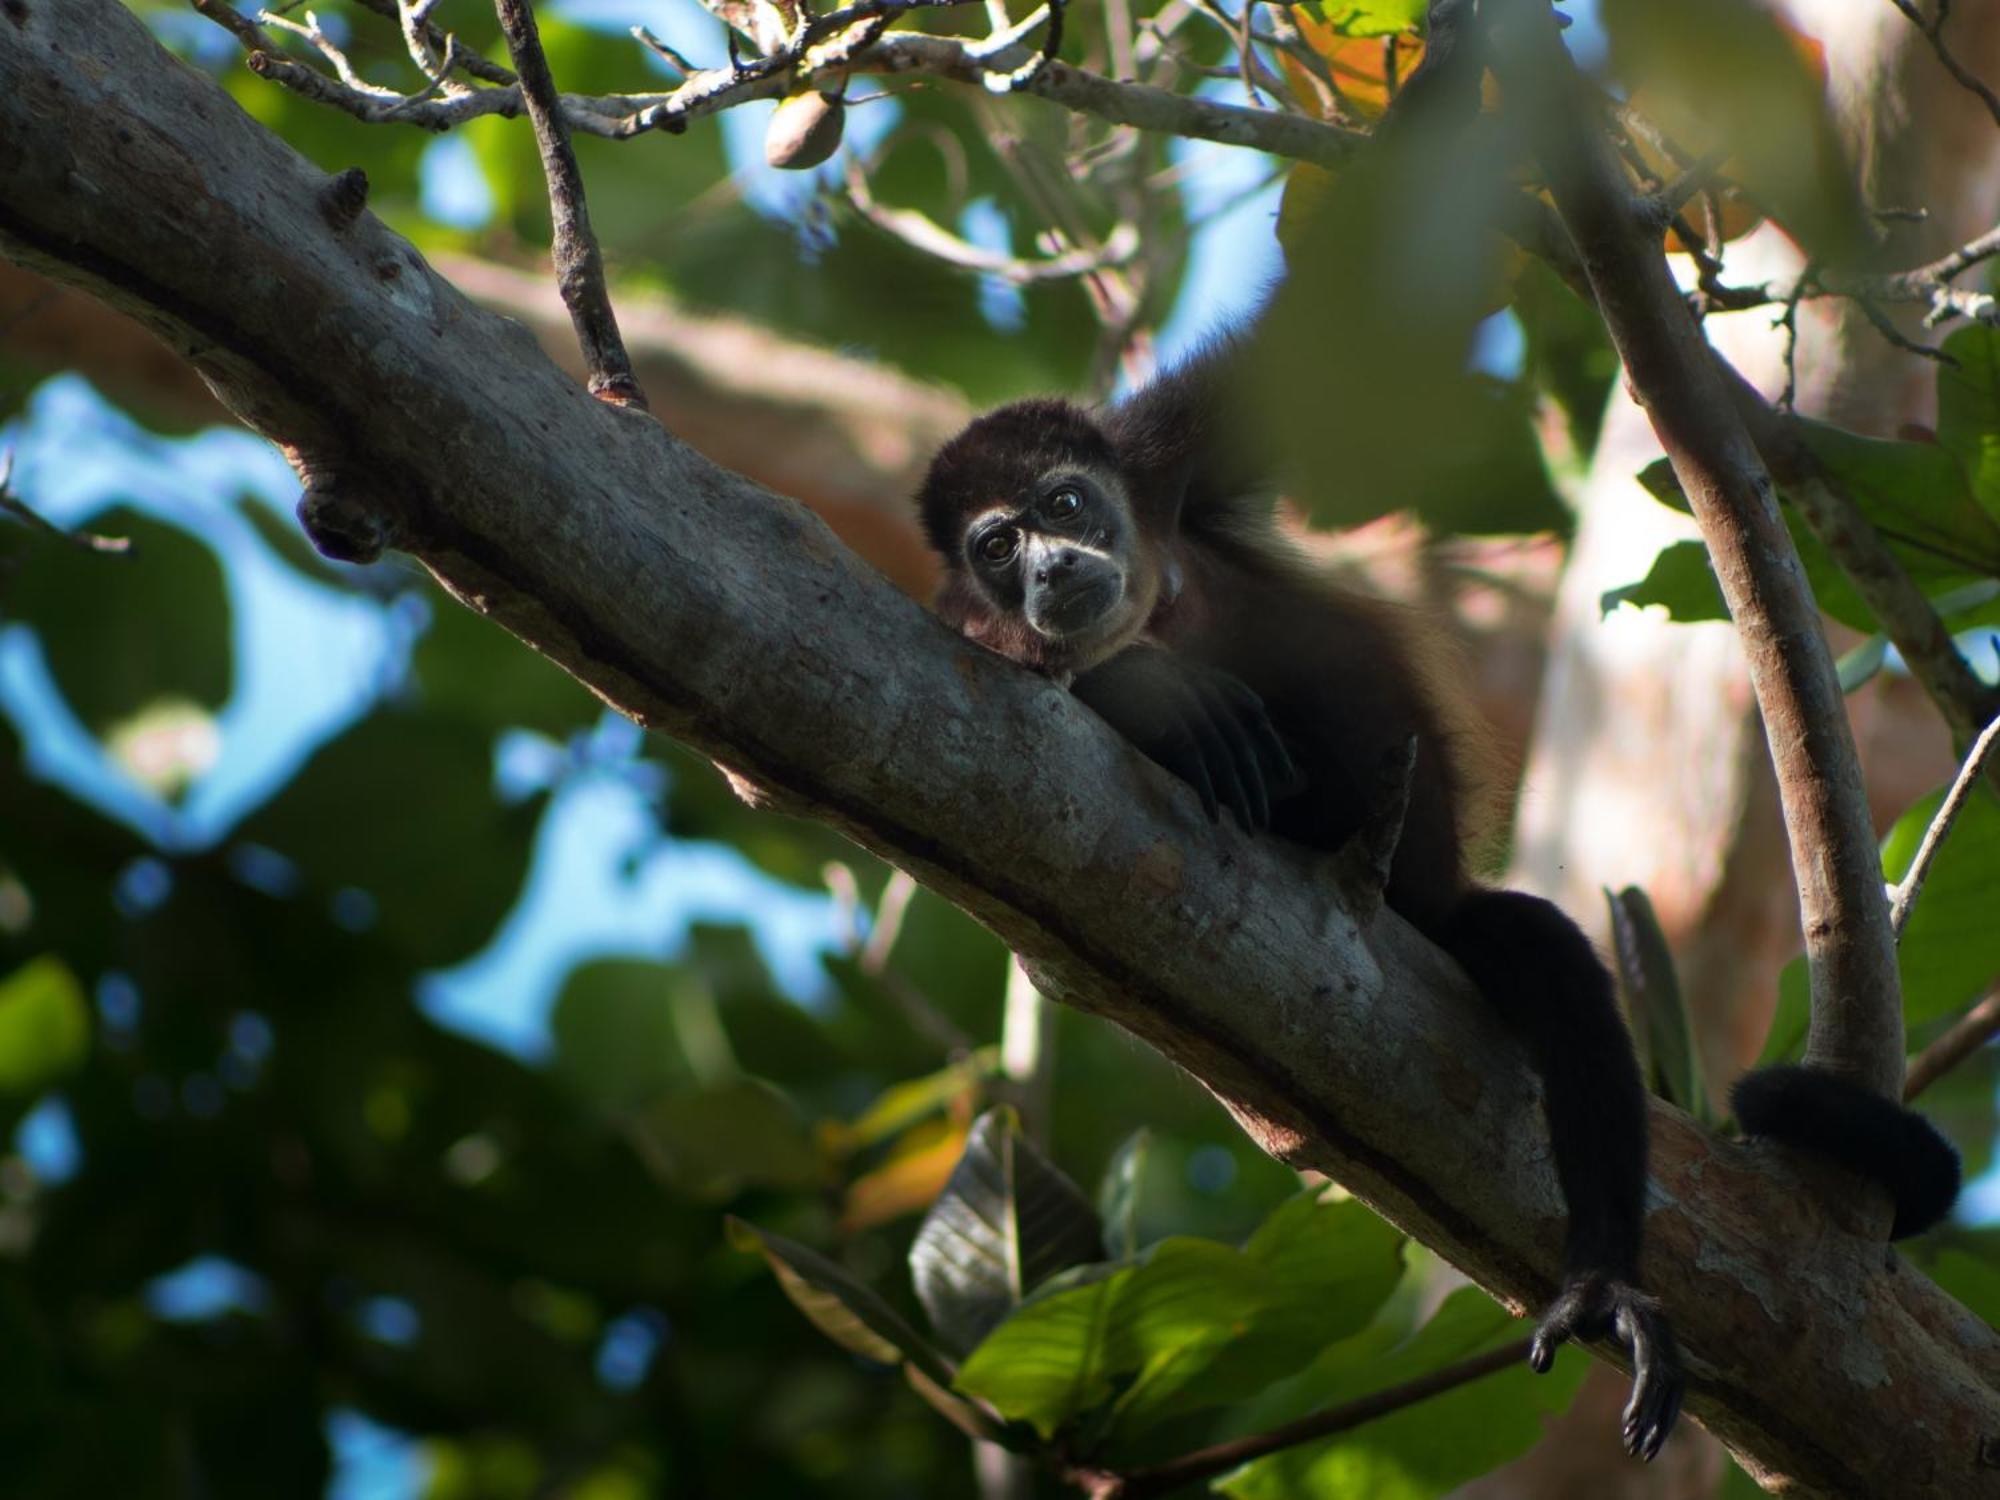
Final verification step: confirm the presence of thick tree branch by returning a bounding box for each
[4,1,1999,1491]
[1490,1,1907,1104]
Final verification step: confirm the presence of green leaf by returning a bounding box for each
[1761,780,2000,1064]
[1606,886,1708,1122]
[1312,0,1427,37]
[1936,324,2000,520]
[234,709,537,965]
[1836,635,1888,693]
[1,507,231,734]
[1635,458,1688,512]
[1928,1244,2000,1326]
[821,1048,1000,1159]
[1880,786,2000,1031]
[549,959,697,1113]
[1798,420,2000,579]
[910,1108,1104,1355]
[627,1077,824,1198]
[727,1217,957,1388]
[1097,1129,1150,1262]
[1220,1289,1584,1500]
[0,955,88,1093]
[954,1194,1402,1441]
[1601,540,1730,622]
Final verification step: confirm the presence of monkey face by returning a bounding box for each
[962,471,1139,648]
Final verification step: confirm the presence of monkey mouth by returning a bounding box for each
[1027,574,1122,639]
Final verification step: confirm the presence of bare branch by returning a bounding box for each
[1888,0,2000,132]
[1905,989,2000,1102]
[350,0,516,83]
[1489,0,1906,1099]
[491,0,644,406]
[1074,1338,1533,1499]
[1722,367,2000,754]
[1887,714,2000,940]
[844,157,1140,283]
[0,451,132,554]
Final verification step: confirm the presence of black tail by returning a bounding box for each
[1731,1065,1960,1239]
[1433,888,1649,1280]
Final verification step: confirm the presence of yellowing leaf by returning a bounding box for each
[0,956,89,1094]
[840,1117,969,1233]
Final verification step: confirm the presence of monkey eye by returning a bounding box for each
[1046,487,1084,520]
[977,529,1019,566]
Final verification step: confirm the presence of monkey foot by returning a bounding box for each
[1529,1272,1683,1463]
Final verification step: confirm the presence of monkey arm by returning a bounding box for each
[1070,645,1299,831]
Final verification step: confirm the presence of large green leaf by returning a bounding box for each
[2,507,231,735]
[910,1108,1104,1356]
[1220,1289,1584,1500]
[1600,539,1729,622]
[954,1194,1403,1441]
[1799,421,2000,579]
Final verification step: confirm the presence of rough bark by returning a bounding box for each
[2,1,1996,1491]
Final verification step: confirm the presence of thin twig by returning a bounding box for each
[491,0,645,407]
[1490,0,1907,1098]
[1888,0,2000,132]
[1887,715,2000,940]
[350,0,516,83]
[844,157,1139,282]
[0,452,131,554]
[1904,990,2000,1102]
[1071,1339,1532,1499]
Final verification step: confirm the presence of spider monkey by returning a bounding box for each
[916,332,1962,1463]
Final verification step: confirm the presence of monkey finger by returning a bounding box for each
[1187,699,1254,830]
[1213,672,1300,795]
[1196,680,1269,829]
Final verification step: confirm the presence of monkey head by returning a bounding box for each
[916,398,1162,674]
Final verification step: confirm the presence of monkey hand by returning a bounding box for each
[1071,646,1299,831]
[1530,1272,1682,1462]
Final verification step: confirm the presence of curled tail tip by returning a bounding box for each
[1731,1065,1960,1239]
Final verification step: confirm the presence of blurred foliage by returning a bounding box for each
[0,434,1315,1494]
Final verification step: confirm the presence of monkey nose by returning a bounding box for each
[1035,548,1080,584]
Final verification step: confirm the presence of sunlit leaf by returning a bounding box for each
[1600,540,1729,622]
[954,1194,1402,1440]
